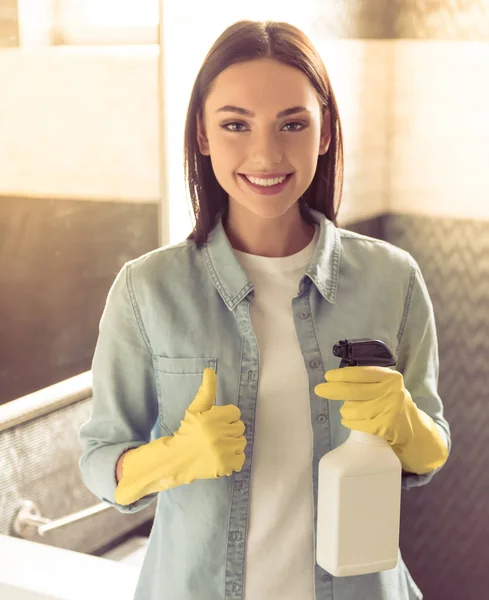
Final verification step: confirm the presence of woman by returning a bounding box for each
[79,20,450,600]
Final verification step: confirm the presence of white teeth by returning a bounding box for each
[245,175,287,187]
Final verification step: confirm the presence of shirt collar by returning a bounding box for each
[202,208,340,310]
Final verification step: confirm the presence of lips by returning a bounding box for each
[238,173,294,195]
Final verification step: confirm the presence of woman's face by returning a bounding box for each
[196,58,331,220]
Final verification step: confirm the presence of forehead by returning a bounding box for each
[206,59,318,110]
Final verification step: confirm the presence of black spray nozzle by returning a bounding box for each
[333,338,396,369]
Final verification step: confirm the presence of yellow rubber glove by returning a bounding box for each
[115,368,247,506]
[314,366,448,475]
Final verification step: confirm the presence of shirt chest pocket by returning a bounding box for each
[152,356,219,435]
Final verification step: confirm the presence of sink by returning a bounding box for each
[0,535,140,600]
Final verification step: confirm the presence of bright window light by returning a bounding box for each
[79,0,159,28]
[17,0,160,46]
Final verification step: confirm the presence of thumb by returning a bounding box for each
[188,368,217,413]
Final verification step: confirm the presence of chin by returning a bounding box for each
[231,197,301,220]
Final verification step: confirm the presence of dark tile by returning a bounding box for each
[0,197,159,405]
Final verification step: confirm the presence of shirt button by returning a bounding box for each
[309,359,320,369]
[322,573,331,582]
[300,311,309,319]
[318,414,327,424]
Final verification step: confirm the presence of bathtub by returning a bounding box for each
[0,534,143,599]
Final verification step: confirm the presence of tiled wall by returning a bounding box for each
[349,211,489,600]
[306,3,489,598]
[0,15,163,558]
[382,213,488,600]
[0,395,155,554]
[0,198,159,405]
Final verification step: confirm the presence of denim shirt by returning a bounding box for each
[79,208,451,600]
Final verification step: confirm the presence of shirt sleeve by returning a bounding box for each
[396,256,452,490]
[78,262,159,512]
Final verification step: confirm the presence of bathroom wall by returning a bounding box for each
[304,3,488,599]
[0,6,161,563]
[0,379,155,555]
[0,0,18,47]
[0,46,160,406]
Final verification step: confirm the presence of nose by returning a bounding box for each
[250,131,283,165]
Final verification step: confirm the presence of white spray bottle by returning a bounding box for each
[316,339,402,577]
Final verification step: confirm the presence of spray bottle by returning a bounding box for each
[316,338,402,577]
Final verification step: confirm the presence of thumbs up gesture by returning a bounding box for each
[170,368,247,483]
[115,369,247,505]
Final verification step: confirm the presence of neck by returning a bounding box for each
[224,202,315,257]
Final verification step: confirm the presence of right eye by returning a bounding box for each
[221,122,247,132]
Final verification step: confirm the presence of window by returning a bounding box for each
[17,0,159,46]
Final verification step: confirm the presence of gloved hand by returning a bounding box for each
[115,368,247,506]
[314,366,448,475]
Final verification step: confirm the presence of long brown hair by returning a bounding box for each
[184,20,344,249]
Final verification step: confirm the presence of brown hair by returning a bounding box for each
[184,20,344,249]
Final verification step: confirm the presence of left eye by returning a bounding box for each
[283,122,305,132]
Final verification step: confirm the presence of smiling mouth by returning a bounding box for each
[237,172,294,194]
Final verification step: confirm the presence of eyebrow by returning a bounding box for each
[215,105,311,118]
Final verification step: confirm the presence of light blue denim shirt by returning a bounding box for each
[79,208,451,600]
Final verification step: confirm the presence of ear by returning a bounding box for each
[319,109,332,156]
[196,112,210,156]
